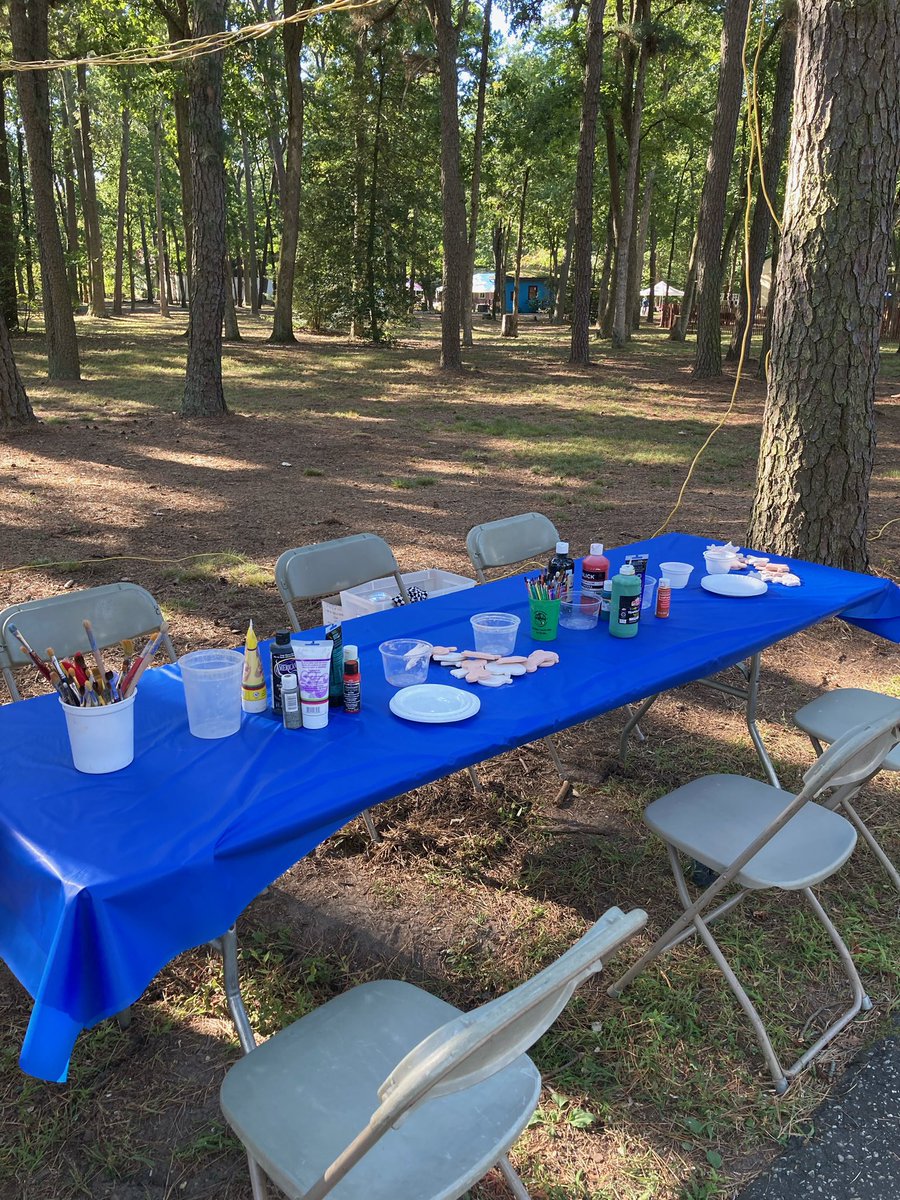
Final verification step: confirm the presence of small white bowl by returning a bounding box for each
[659,561,694,589]
[703,552,735,575]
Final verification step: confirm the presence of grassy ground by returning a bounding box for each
[0,310,898,1200]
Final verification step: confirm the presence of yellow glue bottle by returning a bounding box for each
[241,620,268,713]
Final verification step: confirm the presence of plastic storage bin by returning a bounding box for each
[340,569,475,620]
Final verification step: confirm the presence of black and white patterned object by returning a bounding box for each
[391,586,429,606]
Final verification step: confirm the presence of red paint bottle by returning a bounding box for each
[582,542,610,592]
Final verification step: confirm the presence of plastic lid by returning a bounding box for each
[281,672,298,690]
[659,577,671,587]
[602,580,613,592]
[275,629,292,644]
[619,564,635,575]
[343,644,358,660]
[555,542,569,554]
[589,543,604,556]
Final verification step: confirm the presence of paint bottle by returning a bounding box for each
[241,620,268,713]
[325,623,344,706]
[270,629,295,715]
[582,543,610,592]
[547,542,575,597]
[281,671,302,729]
[656,577,671,619]
[342,644,361,713]
[624,553,650,606]
[599,579,613,622]
[609,564,642,638]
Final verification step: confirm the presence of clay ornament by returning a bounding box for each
[496,656,528,665]
[435,653,464,665]
[526,650,559,672]
[477,673,512,687]
[488,662,526,677]
[461,650,501,661]
[431,646,458,658]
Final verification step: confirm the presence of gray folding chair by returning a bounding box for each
[608,709,900,1093]
[794,688,900,890]
[466,512,561,585]
[275,534,410,633]
[0,582,177,701]
[276,534,419,844]
[220,905,647,1200]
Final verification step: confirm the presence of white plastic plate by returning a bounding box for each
[389,684,481,724]
[701,574,768,598]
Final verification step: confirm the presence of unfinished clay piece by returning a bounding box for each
[487,662,526,677]
[496,656,528,665]
[477,673,512,687]
[431,646,458,658]
[461,650,501,661]
[526,650,560,672]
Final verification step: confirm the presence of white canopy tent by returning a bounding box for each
[640,281,685,298]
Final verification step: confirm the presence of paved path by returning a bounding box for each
[737,1037,900,1200]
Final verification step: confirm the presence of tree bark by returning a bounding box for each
[182,0,228,416]
[75,65,106,317]
[646,218,657,323]
[596,208,615,326]
[223,255,240,340]
[747,0,900,569]
[112,89,131,317]
[504,165,530,338]
[0,78,18,330]
[631,166,654,330]
[727,16,796,361]
[11,0,80,379]
[270,0,306,343]
[569,0,607,364]
[15,128,35,303]
[153,117,170,319]
[462,0,492,349]
[693,0,752,377]
[611,17,649,348]
[670,226,698,341]
[140,210,153,303]
[240,126,259,316]
[551,210,575,322]
[366,44,386,342]
[0,310,35,427]
[491,221,505,318]
[426,0,466,369]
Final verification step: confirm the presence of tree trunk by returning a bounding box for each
[112,91,131,317]
[631,166,654,330]
[462,0,492,349]
[727,17,797,361]
[223,255,240,340]
[747,0,900,569]
[670,227,698,341]
[10,0,80,379]
[0,78,18,330]
[170,221,185,305]
[15,128,35,303]
[569,0,607,364]
[140,210,153,303]
[427,0,466,369]
[551,211,575,322]
[126,206,136,310]
[693,0,752,377]
[491,221,505,318]
[270,0,305,343]
[350,31,368,339]
[504,166,530,338]
[646,218,657,323]
[182,0,228,416]
[76,65,106,317]
[611,23,649,348]
[0,310,35,427]
[152,118,170,319]
[240,126,259,316]
[596,208,615,326]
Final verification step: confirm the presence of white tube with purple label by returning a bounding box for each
[296,641,334,729]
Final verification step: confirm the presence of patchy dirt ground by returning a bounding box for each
[0,310,898,1200]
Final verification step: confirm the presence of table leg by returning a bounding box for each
[696,653,780,789]
[618,695,660,765]
[212,926,257,1054]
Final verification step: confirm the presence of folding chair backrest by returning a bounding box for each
[802,708,900,798]
[274,534,408,631]
[466,513,560,583]
[301,906,647,1200]
[0,583,176,702]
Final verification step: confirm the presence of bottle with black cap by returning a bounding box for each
[270,629,296,715]
[546,541,575,597]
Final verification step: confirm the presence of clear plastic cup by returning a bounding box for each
[179,648,244,738]
[379,638,433,687]
[659,561,694,589]
[470,612,520,656]
[559,589,602,630]
[640,576,658,611]
[61,689,137,774]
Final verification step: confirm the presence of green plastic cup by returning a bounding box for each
[529,597,561,641]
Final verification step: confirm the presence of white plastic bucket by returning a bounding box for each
[61,690,137,774]
[179,648,244,739]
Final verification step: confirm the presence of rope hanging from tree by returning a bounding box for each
[0,0,384,74]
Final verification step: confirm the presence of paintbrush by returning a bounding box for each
[120,638,135,675]
[46,647,80,705]
[74,652,90,685]
[7,623,55,683]
[82,678,98,707]
[82,620,109,684]
[121,627,167,699]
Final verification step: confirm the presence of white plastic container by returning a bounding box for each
[340,569,475,620]
[703,551,735,575]
[320,596,344,624]
[179,649,244,739]
[61,690,137,774]
[659,561,694,589]
[470,612,520,656]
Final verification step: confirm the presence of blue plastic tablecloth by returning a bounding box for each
[1,532,899,1081]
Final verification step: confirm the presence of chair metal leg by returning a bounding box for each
[497,1154,533,1200]
[467,764,484,794]
[247,1152,269,1199]
[361,807,382,845]
[618,695,658,764]
[543,736,573,804]
[213,926,257,1055]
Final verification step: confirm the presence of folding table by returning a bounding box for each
[1,532,898,1082]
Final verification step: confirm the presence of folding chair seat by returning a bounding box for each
[608,710,900,1094]
[0,582,177,702]
[221,905,646,1200]
[794,688,900,889]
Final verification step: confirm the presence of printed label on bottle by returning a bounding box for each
[343,680,361,713]
[617,594,641,625]
[583,568,608,588]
